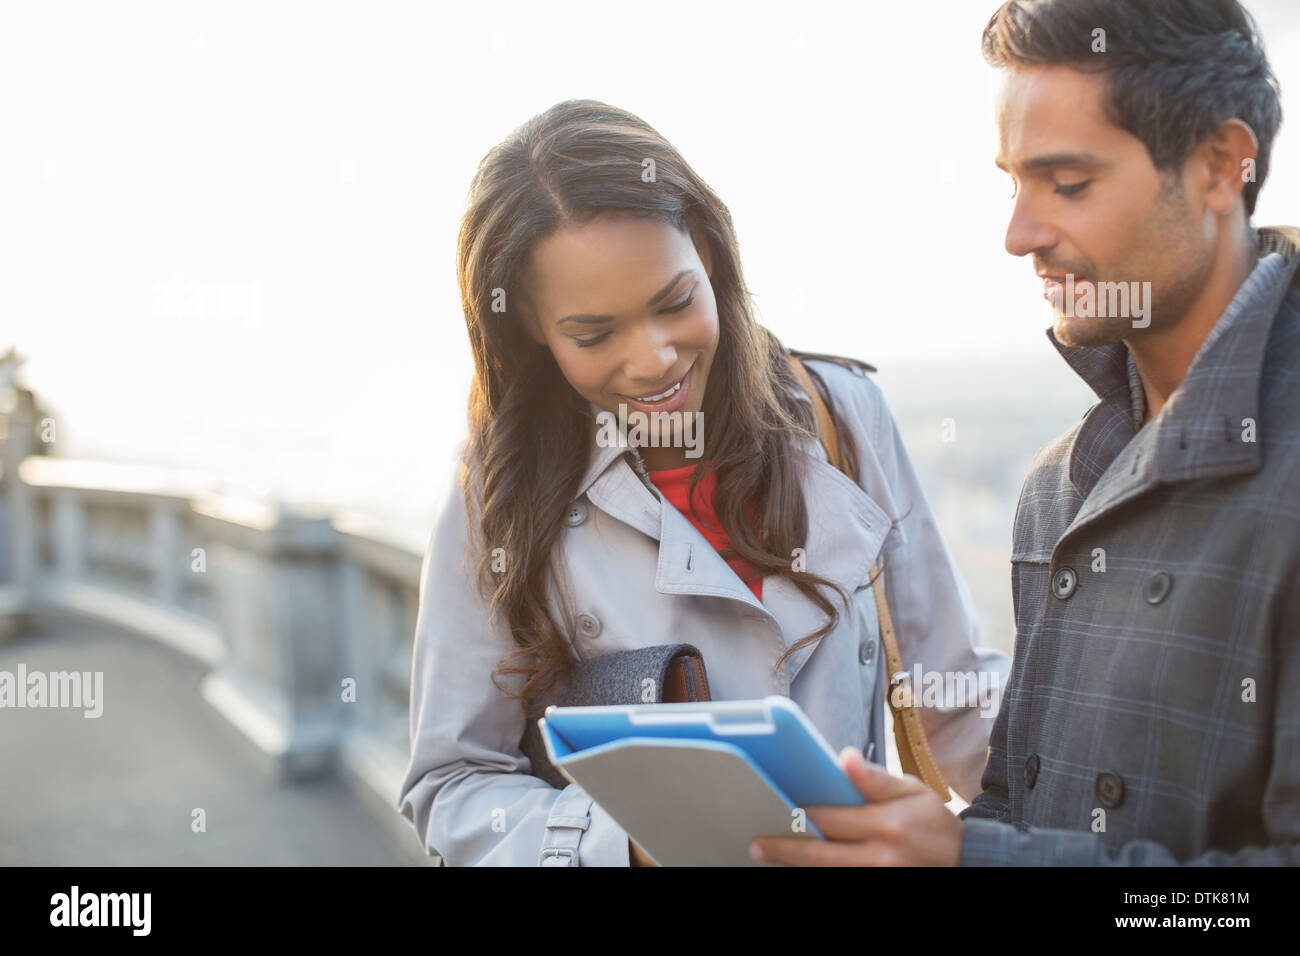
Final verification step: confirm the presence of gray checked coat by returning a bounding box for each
[959,226,1300,865]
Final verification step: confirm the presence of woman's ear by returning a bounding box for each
[515,291,548,346]
[690,226,714,281]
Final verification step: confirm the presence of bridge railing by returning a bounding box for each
[0,385,426,856]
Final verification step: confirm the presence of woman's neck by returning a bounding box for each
[637,445,693,471]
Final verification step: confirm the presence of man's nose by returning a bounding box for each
[1004,193,1057,258]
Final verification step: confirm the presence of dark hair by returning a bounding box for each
[457,99,869,712]
[982,0,1282,216]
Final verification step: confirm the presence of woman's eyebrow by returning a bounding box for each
[556,269,693,327]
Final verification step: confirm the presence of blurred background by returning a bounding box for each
[2,0,1296,864]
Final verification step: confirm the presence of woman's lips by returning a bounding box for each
[617,363,693,414]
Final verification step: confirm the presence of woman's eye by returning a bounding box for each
[661,292,695,314]
[574,291,694,347]
[1055,180,1092,197]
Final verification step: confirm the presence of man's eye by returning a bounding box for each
[575,332,612,349]
[1055,180,1092,197]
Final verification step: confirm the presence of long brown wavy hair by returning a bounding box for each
[457,99,871,715]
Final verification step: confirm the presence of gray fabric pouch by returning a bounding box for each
[519,643,711,789]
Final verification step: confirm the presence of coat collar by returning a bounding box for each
[1052,226,1300,547]
[571,400,891,684]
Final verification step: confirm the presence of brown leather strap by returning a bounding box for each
[789,355,844,477]
[787,354,952,801]
[663,653,712,703]
[868,562,953,802]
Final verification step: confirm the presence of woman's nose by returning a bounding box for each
[622,322,677,385]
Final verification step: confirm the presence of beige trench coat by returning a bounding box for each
[398,358,1009,865]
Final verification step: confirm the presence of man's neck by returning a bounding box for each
[1127,228,1259,425]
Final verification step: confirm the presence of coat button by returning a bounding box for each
[859,639,875,665]
[1024,753,1040,789]
[577,613,601,639]
[1095,771,1125,808]
[1051,566,1078,600]
[565,501,589,527]
[1144,570,1172,605]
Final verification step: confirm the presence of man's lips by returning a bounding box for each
[1040,273,1085,303]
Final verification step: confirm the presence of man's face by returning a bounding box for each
[520,213,718,446]
[995,64,1214,346]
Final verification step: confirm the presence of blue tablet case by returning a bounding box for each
[539,695,865,866]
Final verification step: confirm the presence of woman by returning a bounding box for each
[397,99,1008,866]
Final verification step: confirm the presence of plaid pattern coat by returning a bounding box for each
[960,226,1300,865]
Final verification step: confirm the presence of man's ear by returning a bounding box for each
[690,226,714,281]
[1200,117,1259,216]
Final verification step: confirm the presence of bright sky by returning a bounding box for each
[4,0,1298,522]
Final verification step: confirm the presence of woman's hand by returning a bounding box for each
[748,747,964,866]
[629,837,659,867]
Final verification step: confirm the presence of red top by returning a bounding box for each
[647,463,765,601]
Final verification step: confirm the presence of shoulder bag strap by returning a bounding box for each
[787,354,952,801]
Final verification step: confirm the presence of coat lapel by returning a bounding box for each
[1055,229,1300,552]
[577,407,890,684]
[760,439,892,681]
[575,409,662,541]
[654,439,890,683]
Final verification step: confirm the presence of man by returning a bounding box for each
[753,0,1300,865]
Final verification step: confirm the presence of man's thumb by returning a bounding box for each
[839,746,924,801]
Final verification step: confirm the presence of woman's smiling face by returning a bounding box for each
[519,213,719,468]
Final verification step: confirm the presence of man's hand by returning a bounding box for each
[749,746,963,866]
